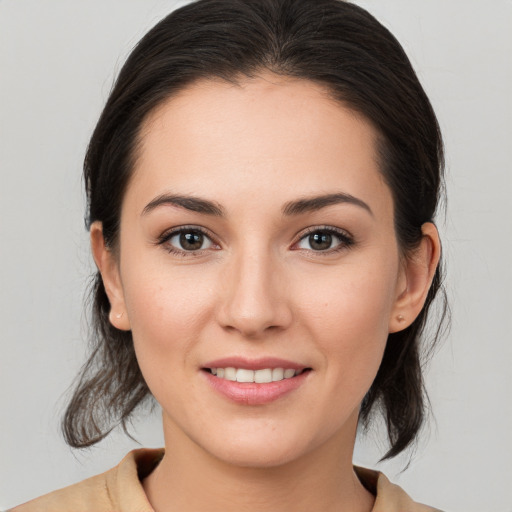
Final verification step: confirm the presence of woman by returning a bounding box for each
[10,0,446,510]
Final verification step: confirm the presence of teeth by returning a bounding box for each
[236,369,254,382]
[210,367,301,383]
[224,367,236,381]
[254,369,272,383]
[272,368,284,381]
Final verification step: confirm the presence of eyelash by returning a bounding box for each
[156,225,355,257]
[156,225,219,257]
[292,226,355,255]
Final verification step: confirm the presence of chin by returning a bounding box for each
[197,423,330,470]
[213,441,305,469]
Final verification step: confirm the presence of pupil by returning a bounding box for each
[310,232,332,250]
[180,231,203,250]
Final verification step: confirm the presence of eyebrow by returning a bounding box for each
[142,193,225,217]
[142,191,373,218]
[282,193,373,217]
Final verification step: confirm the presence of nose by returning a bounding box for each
[216,248,293,339]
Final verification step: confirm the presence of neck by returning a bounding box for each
[143,414,374,512]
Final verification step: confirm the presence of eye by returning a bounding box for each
[295,228,353,252]
[159,227,216,254]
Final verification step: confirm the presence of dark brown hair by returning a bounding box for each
[63,0,447,460]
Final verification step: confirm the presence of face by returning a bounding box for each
[100,74,412,468]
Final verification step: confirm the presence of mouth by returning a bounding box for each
[203,367,311,383]
[201,357,313,404]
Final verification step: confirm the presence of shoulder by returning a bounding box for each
[355,466,444,512]
[9,448,163,512]
[9,471,112,512]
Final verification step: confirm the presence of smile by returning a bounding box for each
[207,367,306,383]
[201,358,312,404]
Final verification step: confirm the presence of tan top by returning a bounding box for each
[11,448,442,512]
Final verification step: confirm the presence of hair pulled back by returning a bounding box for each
[63,0,447,460]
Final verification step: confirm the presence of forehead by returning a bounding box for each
[128,73,391,217]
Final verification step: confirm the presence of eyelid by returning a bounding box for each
[154,224,354,256]
[156,225,221,255]
[291,225,355,252]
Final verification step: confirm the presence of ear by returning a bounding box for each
[90,221,131,331]
[389,222,441,333]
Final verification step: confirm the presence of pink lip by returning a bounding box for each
[201,357,312,405]
[203,371,309,405]
[202,356,308,371]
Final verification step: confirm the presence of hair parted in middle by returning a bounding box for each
[63,0,447,460]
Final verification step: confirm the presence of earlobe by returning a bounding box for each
[90,222,131,331]
[389,222,441,333]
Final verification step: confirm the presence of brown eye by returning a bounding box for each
[308,232,333,251]
[168,229,213,251]
[296,228,353,252]
[180,231,204,250]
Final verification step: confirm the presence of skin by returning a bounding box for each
[92,73,440,512]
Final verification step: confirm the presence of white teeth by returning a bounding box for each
[272,368,284,381]
[284,369,296,379]
[236,369,254,382]
[224,367,236,381]
[254,368,272,383]
[210,367,301,383]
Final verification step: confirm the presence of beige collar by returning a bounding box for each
[111,448,440,512]
[12,448,442,512]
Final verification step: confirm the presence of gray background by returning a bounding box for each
[1,1,511,510]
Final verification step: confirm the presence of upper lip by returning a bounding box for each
[202,357,310,371]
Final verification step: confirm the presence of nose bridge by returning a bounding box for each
[218,240,291,337]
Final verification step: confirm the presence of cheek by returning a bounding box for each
[293,257,398,380]
[120,259,217,368]
[297,259,397,337]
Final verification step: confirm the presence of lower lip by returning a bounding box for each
[203,370,310,405]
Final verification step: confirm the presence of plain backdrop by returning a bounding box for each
[1,1,511,511]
